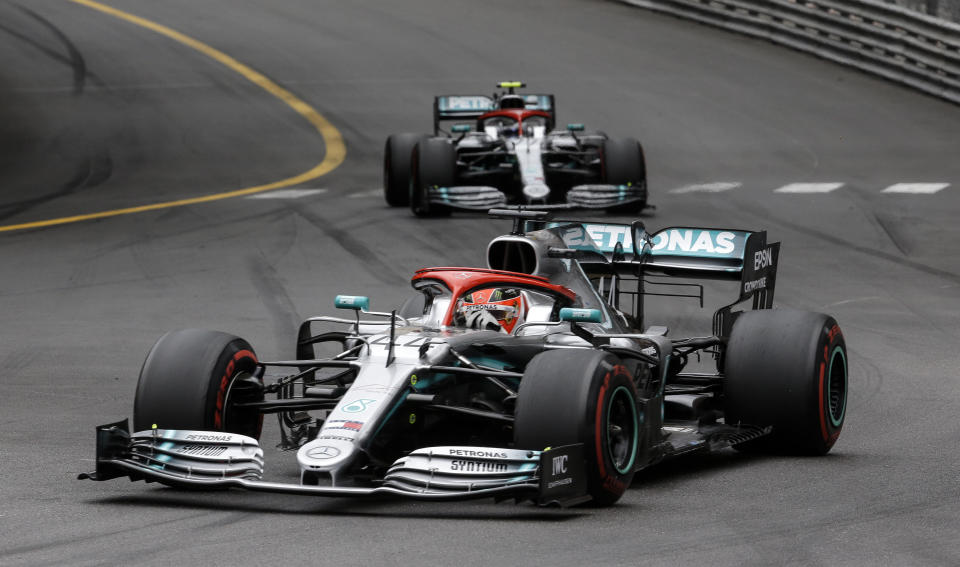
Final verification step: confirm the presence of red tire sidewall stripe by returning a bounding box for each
[819,323,845,446]
[214,349,256,430]
[594,370,611,480]
[594,364,634,497]
[817,358,828,443]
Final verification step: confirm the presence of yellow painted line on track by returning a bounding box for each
[0,0,345,233]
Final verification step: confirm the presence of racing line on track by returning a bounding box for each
[0,0,346,235]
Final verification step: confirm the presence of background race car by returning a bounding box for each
[383,82,648,216]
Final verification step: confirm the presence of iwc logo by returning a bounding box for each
[306,446,341,460]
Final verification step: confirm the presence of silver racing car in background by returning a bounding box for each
[383,82,648,216]
[81,210,848,507]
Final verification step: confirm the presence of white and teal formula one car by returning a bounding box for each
[383,82,648,216]
[82,210,847,507]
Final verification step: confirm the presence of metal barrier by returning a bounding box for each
[884,1,960,24]
[619,0,960,104]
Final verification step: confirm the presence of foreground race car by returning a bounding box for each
[383,82,648,216]
[81,210,848,507]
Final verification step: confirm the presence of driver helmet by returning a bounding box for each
[498,95,525,109]
[455,287,528,333]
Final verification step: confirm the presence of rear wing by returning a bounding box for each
[433,94,556,134]
[535,220,780,336]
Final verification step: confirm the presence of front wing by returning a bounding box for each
[79,420,590,507]
[425,183,647,211]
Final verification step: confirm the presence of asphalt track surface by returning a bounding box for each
[1,0,959,565]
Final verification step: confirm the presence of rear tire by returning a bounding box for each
[724,310,848,455]
[602,137,647,214]
[514,350,640,506]
[383,133,424,207]
[133,329,263,439]
[410,138,454,217]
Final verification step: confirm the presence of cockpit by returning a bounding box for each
[405,269,577,333]
[480,114,550,140]
[481,115,520,139]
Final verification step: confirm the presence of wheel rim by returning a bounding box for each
[827,346,847,427]
[222,369,263,438]
[606,385,638,475]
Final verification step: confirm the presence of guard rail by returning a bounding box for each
[620,0,960,104]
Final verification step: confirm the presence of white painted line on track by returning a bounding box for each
[881,183,949,194]
[670,182,741,194]
[246,189,327,199]
[826,296,884,307]
[348,189,383,199]
[774,182,844,194]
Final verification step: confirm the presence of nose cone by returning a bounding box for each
[297,437,355,473]
[523,184,550,201]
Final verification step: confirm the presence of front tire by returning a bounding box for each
[724,310,848,455]
[383,133,424,207]
[514,350,640,506]
[133,329,263,439]
[602,137,647,214]
[410,138,455,217]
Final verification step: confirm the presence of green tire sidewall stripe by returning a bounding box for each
[606,384,639,475]
[827,346,848,428]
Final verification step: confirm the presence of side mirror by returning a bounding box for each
[566,123,585,132]
[335,295,370,311]
[559,307,602,323]
[451,124,471,133]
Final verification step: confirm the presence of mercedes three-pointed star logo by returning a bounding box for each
[306,446,341,459]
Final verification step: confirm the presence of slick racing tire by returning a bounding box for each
[383,133,425,207]
[133,329,263,439]
[601,137,647,214]
[723,310,848,455]
[515,350,640,506]
[410,138,454,217]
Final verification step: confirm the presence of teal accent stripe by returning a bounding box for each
[828,346,848,427]
[607,385,639,475]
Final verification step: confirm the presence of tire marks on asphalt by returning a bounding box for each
[12,3,90,94]
[731,200,960,285]
[247,255,301,356]
[0,152,112,223]
[0,0,346,233]
[292,208,406,286]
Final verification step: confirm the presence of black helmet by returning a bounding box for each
[499,95,525,110]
